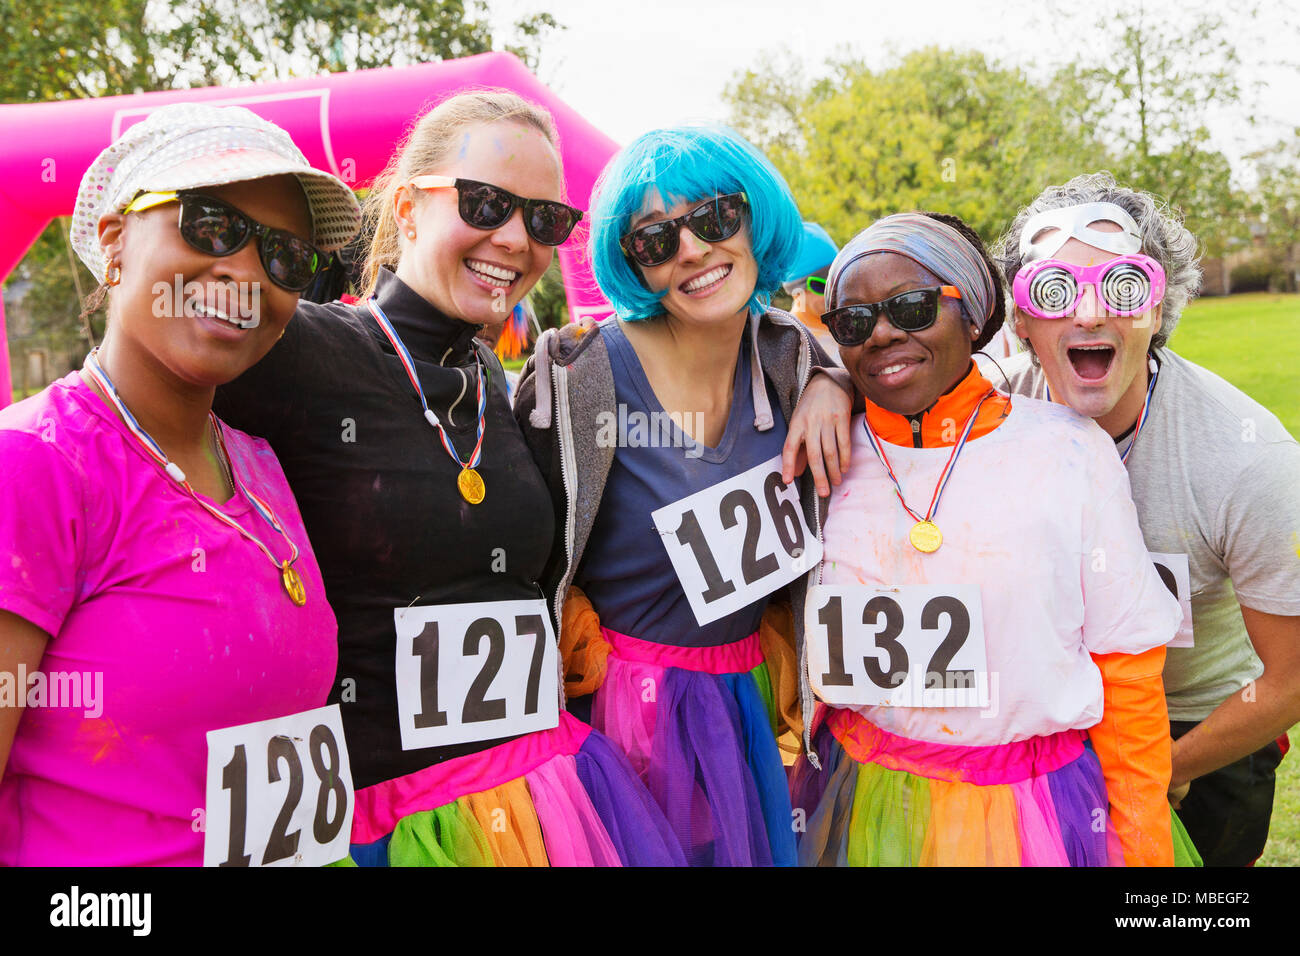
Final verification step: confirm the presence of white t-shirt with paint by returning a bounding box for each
[820,396,1182,746]
[1002,348,1300,721]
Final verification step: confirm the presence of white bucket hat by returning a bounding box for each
[70,101,362,280]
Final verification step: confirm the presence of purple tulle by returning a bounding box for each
[575,729,688,866]
[1045,745,1124,866]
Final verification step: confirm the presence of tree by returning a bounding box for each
[2,1,563,383]
[0,1,560,102]
[1249,133,1300,291]
[727,47,1110,247]
[1047,1,1265,255]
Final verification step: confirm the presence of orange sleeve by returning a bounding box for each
[758,600,803,753]
[1087,645,1174,866]
[558,586,612,699]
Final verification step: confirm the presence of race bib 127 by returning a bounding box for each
[805,584,990,708]
[651,453,823,626]
[204,703,354,867]
[394,599,559,751]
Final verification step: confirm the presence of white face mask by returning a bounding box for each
[1018,201,1143,263]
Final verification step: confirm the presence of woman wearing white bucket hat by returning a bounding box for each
[0,102,361,865]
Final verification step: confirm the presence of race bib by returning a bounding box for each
[394,599,559,751]
[1149,552,1194,648]
[204,704,354,867]
[651,453,823,626]
[805,584,990,708]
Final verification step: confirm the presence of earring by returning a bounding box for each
[105,262,121,287]
[406,230,416,240]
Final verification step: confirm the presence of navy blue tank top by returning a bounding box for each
[575,321,789,647]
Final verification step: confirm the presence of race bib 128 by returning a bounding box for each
[651,453,823,626]
[394,599,559,751]
[204,703,354,867]
[805,584,990,708]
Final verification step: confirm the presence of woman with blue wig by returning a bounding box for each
[788,211,1197,866]
[515,125,850,866]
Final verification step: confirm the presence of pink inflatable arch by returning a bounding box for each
[0,52,619,407]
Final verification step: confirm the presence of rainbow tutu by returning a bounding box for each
[791,707,1130,866]
[347,712,685,866]
[591,628,796,867]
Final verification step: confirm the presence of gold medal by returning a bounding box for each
[458,467,485,504]
[909,519,943,554]
[282,561,307,607]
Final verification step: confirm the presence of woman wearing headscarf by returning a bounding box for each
[789,211,1191,866]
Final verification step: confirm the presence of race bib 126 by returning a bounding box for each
[204,703,354,867]
[394,599,559,751]
[805,584,990,708]
[1149,552,1193,648]
[651,453,823,626]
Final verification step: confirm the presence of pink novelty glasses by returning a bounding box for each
[1013,254,1166,319]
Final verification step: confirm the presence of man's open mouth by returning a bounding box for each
[1067,344,1115,382]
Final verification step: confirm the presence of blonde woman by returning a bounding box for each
[214,90,684,866]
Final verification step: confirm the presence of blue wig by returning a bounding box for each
[589,126,803,321]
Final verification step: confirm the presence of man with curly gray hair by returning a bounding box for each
[994,172,1300,867]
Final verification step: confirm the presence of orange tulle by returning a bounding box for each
[560,586,612,697]
[758,600,802,748]
[1088,645,1175,866]
[460,777,550,867]
[921,777,1022,866]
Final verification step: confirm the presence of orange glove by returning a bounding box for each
[558,586,611,698]
[1088,645,1174,866]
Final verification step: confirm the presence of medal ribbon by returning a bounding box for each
[83,349,300,574]
[1044,355,1158,465]
[367,298,486,470]
[861,389,996,526]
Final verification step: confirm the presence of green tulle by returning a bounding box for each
[387,801,496,867]
[846,761,931,866]
[749,662,777,735]
[1171,806,1203,867]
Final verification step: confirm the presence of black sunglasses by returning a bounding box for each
[410,175,583,246]
[823,286,963,347]
[620,193,748,267]
[124,190,327,292]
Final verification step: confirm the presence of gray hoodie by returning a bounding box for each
[513,308,834,763]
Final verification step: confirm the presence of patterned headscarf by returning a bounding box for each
[825,213,996,331]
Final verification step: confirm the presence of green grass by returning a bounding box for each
[1171,292,1300,437]
[1258,738,1299,867]
[502,357,528,373]
[1175,294,1299,866]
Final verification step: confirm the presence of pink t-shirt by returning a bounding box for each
[0,373,337,865]
[820,397,1181,746]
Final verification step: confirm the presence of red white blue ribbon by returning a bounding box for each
[83,348,300,573]
[1045,355,1158,465]
[861,389,996,526]
[367,297,485,470]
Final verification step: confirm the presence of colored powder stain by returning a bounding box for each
[457,132,470,159]
[940,724,957,736]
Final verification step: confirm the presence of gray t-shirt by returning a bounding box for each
[1000,347,1300,721]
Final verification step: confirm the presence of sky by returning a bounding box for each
[487,0,1300,167]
